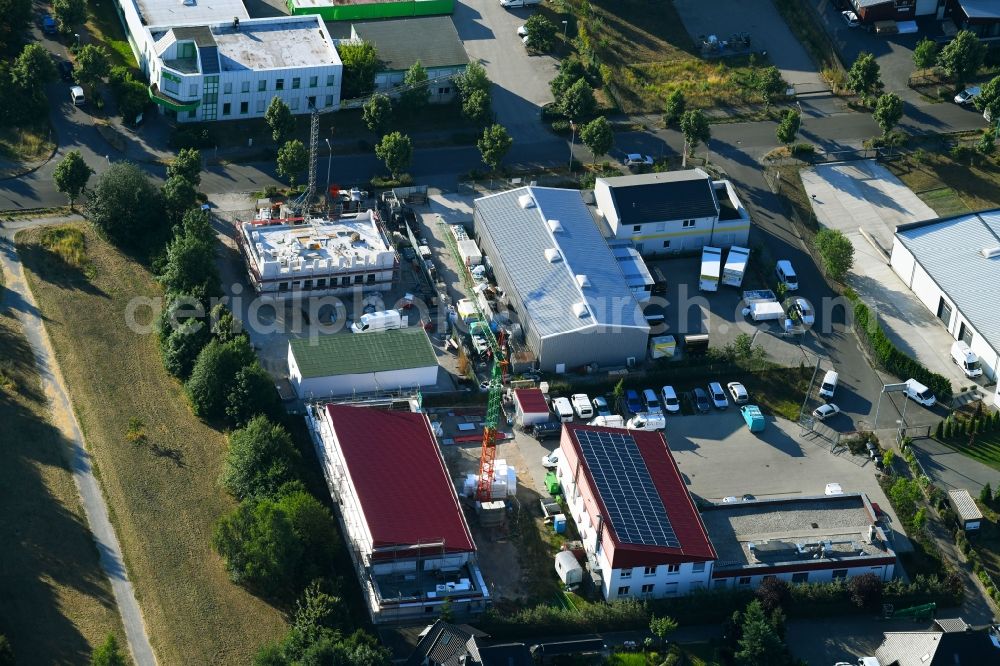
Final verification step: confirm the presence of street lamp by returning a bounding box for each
[562,20,568,41]
[568,119,576,172]
[74,33,80,48]
[324,137,333,195]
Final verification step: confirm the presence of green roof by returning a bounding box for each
[290,328,437,378]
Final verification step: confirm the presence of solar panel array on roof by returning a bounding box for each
[575,429,680,548]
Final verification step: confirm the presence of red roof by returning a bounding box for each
[324,405,475,555]
[514,388,549,415]
[563,424,716,569]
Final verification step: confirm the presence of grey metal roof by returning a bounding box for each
[875,630,1000,665]
[948,489,984,521]
[895,210,1000,355]
[474,187,649,340]
[956,0,1000,19]
[172,25,216,48]
[598,169,719,225]
[352,16,469,72]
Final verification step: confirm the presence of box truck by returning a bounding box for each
[951,340,983,378]
[722,246,750,288]
[350,309,402,333]
[699,246,722,292]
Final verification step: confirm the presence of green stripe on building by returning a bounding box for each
[290,327,437,378]
[287,0,453,21]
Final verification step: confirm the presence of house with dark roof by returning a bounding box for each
[405,620,532,666]
[555,424,716,600]
[593,169,750,256]
[350,16,469,103]
[947,0,1000,37]
[308,404,489,623]
[873,619,1000,665]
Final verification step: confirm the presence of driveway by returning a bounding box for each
[453,0,559,143]
[910,437,1000,495]
[673,0,827,94]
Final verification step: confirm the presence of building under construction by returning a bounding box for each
[306,403,490,624]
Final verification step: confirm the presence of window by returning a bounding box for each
[641,584,655,595]
[713,579,728,589]
[290,97,300,111]
[663,582,679,596]
[832,569,848,580]
[256,99,265,113]
[278,282,289,292]
[326,74,335,86]
[308,96,316,109]
[276,78,284,90]
[258,80,266,92]
[632,225,641,233]
[424,606,434,613]
[309,75,318,88]
[188,84,198,97]
[303,279,313,289]
[241,81,250,93]
[240,101,248,114]
[341,276,350,286]
[353,274,363,284]
[689,582,704,592]
[620,568,632,579]
[737,576,751,586]
[762,575,776,582]
[666,564,680,575]
[366,273,376,284]
[655,222,665,232]
[222,102,231,115]
[662,240,671,248]
[187,109,197,119]
[223,82,232,94]
[643,566,656,576]
[316,278,326,288]
[692,562,705,573]
[682,219,696,228]
[792,572,809,583]
[936,298,952,325]
[325,95,334,107]
[292,77,300,89]
[439,87,450,94]
[164,78,179,94]
[617,586,630,596]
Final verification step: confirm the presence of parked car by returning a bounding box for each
[660,386,681,414]
[624,389,643,415]
[722,496,739,504]
[818,370,839,400]
[622,153,654,168]
[692,388,711,413]
[707,382,729,409]
[57,60,74,82]
[727,381,749,405]
[571,393,593,419]
[70,85,85,106]
[825,482,844,496]
[841,10,859,27]
[542,451,560,468]
[643,388,662,414]
[954,86,981,105]
[592,395,612,418]
[904,378,936,407]
[528,421,562,440]
[794,298,815,326]
[812,403,841,421]
[42,13,57,34]
[742,494,756,502]
[517,24,527,37]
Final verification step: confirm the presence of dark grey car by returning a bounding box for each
[692,387,711,413]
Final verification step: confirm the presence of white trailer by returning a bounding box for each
[722,246,750,288]
[748,301,785,322]
[699,246,722,292]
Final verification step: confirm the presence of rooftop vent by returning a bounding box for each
[544,248,562,263]
[575,274,591,288]
[547,219,563,233]
[572,302,590,318]
[518,193,535,209]
[982,246,1000,259]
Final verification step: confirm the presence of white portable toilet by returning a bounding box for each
[555,550,583,586]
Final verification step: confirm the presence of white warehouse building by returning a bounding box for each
[890,212,1000,408]
[114,0,342,122]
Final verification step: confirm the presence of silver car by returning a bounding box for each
[708,382,729,409]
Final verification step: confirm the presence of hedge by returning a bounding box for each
[853,301,952,403]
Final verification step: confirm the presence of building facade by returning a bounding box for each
[593,170,750,256]
[287,0,454,22]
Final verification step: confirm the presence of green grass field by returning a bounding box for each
[85,0,138,70]
[887,151,1000,217]
[0,274,125,663]
[16,224,288,665]
[937,431,1000,473]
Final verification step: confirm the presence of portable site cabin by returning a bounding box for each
[741,405,765,432]
[555,550,583,585]
[514,388,551,426]
[722,246,750,288]
[948,489,983,531]
[699,246,722,292]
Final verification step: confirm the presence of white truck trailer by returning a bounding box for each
[722,246,750,288]
[699,246,722,292]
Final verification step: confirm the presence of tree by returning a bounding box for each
[975,75,1000,124]
[91,634,128,666]
[12,43,56,88]
[0,635,14,666]
[161,317,211,379]
[53,0,86,34]
[0,0,32,56]
[362,92,392,135]
[755,576,791,614]
[400,60,430,113]
[222,416,300,500]
[226,362,282,426]
[162,175,197,224]
[847,52,883,103]
[913,38,937,70]
[186,337,255,419]
[53,150,93,208]
[375,131,412,179]
[680,109,710,166]
[559,77,596,120]
[734,601,787,666]
[937,30,986,87]
[115,76,148,124]
[847,572,883,609]
[813,228,855,282]
[293,580,344,641]
[276,139,308,188]
[338,40,379,100]
[649,614,677,643]
[455,60,490,100]
[775,109,800,146]
[159,221,220,299]
[525,14,557,52]
[753,65,786,109]
[980,481,993,504]
[73,44,110,89]
[167,147,202,186]
[873,92,904,137]
[265,97,295,144]
[550,58,586,100]
[462,88,491,124]
[477,123,512,172]
[579,116,613,163]
[88,162,167,252]
[664,89,686,125]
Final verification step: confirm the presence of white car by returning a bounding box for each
[571,393,593,419]
[660,386,681,414]
[722,496,739,504]
[794,298,815,326]
[954,86,980,105]
[708,382,729,409]
[516,24,527,37]
[825,482,844,496]
[592,396,612,417]
[841,10,859,27]
[623,153,654,168]
[812,403,841,421]
[542,451,560,468]
[727,381,749,405]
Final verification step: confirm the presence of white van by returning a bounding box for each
[660,386,680,414]
[818,370,839,400]
[350,309,402,333]
[500,0,540,7]
[70,85,85,105]
[571,393,594,419]
[775,260,799,291]
[905,379,936,407]
[588,414,625,428]
[626,413,666,431]
[950,340,983,378]
[643,389,662,414]
[552,397,575,423]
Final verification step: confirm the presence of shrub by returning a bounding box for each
[755,576,791,613]
[847,572,883,609]
[161,318,211,379]
[551,119,571,134]
[185,337,255,420]
[221,416,301,500]
[935,420,944,439]
[980,482,993,504]
[790,142,815,157]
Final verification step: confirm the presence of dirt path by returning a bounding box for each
[0,216,158,666]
